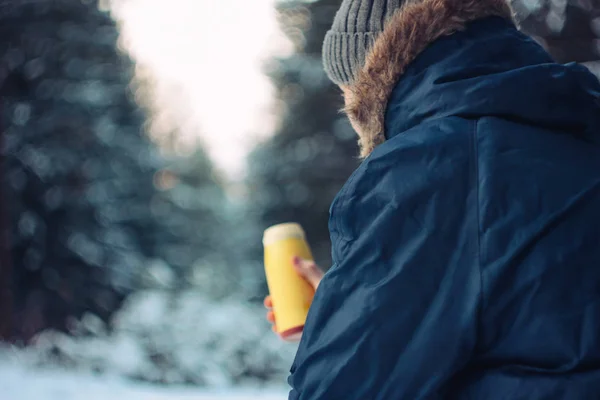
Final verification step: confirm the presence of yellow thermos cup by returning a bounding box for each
[263,223,315,340]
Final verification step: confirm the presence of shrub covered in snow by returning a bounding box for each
[15,290,297,388]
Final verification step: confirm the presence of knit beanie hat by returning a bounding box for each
[323,0,409,86]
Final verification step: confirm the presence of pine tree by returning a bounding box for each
[149,148,232,294]
[0,0,166,340]
[513,0,599,63]
[246,0,359,275]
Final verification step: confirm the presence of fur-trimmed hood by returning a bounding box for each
[345,0,515,157]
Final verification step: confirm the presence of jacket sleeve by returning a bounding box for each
[288,154,480,399]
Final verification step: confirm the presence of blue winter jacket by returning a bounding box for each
[288,7,600,400]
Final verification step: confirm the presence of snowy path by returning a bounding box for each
[0,362,288,400]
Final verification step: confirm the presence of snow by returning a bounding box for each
[0,289,297,399]
[0,287,297,399]
[0,354,289,400]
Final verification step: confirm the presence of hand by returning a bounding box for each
[264,256,325,339]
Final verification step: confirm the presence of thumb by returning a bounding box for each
[292,256,324,290]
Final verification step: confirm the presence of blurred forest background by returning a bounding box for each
[0,0,597,390]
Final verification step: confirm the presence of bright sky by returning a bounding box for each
[112,0,291,180]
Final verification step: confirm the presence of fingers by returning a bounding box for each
[292,256,325,290]
[263,295,273,309]
[265,298,278,334]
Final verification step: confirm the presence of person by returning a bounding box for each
[266,0,600,398]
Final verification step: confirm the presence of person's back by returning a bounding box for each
[451,27,600,395]
[452,102,600,397]
[286,0,600,398]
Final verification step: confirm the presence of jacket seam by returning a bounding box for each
[335,163,365,240]
[472,119,484,347]
[330,187,350,261]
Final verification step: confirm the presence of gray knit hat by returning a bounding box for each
[323,0,408,86]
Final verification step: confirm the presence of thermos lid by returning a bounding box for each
[263,223,305,246]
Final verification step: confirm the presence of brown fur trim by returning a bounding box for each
[345,0,515,158]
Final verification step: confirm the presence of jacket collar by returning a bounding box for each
[344,0,515,158]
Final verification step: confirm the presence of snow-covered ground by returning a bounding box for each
[0,289,296,399]
[0,360,288,400]
[4,290,297,386]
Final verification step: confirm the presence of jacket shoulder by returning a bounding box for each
[330,118,476,242]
